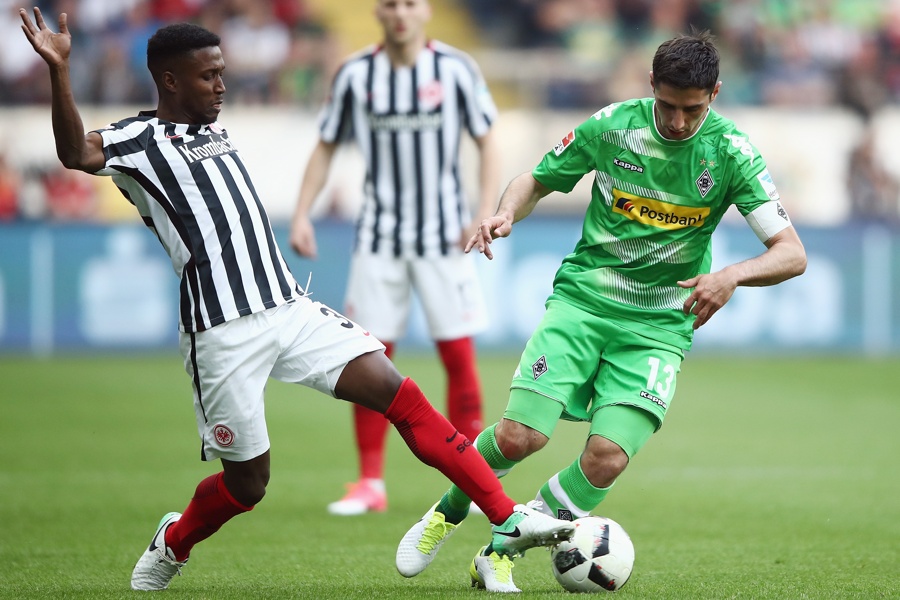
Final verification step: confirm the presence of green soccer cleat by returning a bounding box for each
[491,501,575,558]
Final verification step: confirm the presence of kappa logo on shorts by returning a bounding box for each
[532,355,549,380]
[640,390,667,410]
[213,424,235,447]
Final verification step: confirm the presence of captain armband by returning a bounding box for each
[744,200,792,243]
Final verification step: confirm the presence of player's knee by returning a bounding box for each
[223,455,270,506]
[495,419,548,461]
[581,436,629,488]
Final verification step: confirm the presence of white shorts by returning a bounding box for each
[343,252,488,341]
[178,297,384,462]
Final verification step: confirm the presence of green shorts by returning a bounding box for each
[504,299,684,454]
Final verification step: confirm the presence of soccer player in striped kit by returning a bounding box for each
[290,0,499,517]
[18,6,574,592]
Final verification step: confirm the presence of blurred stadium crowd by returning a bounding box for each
[1,0,899,223]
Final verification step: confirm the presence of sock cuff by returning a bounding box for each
[476,423,518,471]
[384,377,425,423]
[561,459,613,512]
[216,472,255,512]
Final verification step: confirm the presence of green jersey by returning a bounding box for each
[533,98,779,350]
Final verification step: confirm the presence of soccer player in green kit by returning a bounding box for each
[394,31,807,592]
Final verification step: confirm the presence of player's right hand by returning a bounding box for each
[20,8,71,66]
[464,215,512,260]
[290,216,318,258]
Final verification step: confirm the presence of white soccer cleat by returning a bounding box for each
[470,546,520,593]
[490,501,575,558]
[131,512,187,591]
[395,503,458,577]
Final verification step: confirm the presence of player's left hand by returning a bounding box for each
[678,271,738,329]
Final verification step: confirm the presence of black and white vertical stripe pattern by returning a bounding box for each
[94,112,303,333]
[319,40,497,258]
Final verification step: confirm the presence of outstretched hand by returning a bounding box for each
[464,214,513,260]
[20,7,71,66]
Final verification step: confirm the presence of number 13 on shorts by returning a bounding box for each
[646,356,676,399]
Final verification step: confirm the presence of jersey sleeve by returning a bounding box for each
[532,111,606,193]
[454,52,497,138]
[724,135,793,242]
[89,120,151,176]
[318,62,356,144]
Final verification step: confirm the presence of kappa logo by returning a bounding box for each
[723,133,755,165]
[614,157,644,173]
[553,130,575,156]
[532,355,549,379]
[213,424,235,447]
[640,390,668,410]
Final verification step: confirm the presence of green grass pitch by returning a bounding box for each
[1,353,898,599]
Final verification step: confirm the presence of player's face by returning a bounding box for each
[376,0,431,46]
[171,46,226,124]
[650,77,720,141]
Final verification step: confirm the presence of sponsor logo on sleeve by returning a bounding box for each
[553,130,575,156]
[756,169,780,201]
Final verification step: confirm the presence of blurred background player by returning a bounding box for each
[396,30,808,592]
[17,6,574,591]
[290,0,500,516]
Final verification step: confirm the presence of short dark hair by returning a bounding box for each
[652,30,719,92]
[146,23,221,79]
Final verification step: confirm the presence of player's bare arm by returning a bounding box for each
[678,225,807,329]
[290,139,339,258]
[461,129,501,249]
[19,8,105,173]
[465,172,551,259]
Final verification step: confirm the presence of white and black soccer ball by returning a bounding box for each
[550,516,635,593]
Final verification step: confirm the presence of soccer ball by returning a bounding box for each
[549,516,635,593]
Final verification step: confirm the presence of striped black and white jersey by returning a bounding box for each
[320,40,497,258]
[93,111,303,333]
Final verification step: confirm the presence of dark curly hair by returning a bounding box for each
[652,30,719,92]
[146,23,221,81]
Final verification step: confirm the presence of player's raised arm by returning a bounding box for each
[19,7,105,173]
[465,172,552,259]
